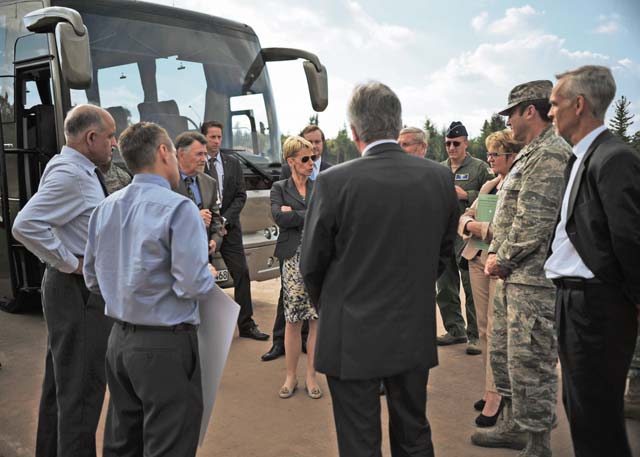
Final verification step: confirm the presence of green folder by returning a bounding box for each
[472,194,498,251]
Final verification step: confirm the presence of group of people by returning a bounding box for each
[9,63,640,457]
[11,109,269,456]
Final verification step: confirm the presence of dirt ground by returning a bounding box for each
[0,278,638,456]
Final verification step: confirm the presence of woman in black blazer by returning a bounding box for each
[271,136,321,399]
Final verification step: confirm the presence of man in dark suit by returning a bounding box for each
[201,121,268,340]
[300,81,459,457]
[174,131,225,250]
[544,65,640,457]
[280,124,332,180]
[262,124,332,361]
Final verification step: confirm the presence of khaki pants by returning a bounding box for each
[468,255,497,393]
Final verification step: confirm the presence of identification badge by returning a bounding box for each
[455,173,469,181]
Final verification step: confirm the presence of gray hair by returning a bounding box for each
[555,65,616,121]
[64,104,107,138]
[347,81,402,144]
[119,122,172,173]
[175,131,207,152]
[399,126,429,144]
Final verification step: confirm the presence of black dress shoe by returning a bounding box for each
[261,343,285,361]
[239,326,269,341]
[474,399,486,412]
[475,398,504,427]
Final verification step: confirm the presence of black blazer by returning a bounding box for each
[280,158,332,180]
[270,178,314,261]
[561,129,640,303]
[205,152,247,228]
[300,142,459,380]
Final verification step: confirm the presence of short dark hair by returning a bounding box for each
[515,99,551,123]
[299,124,325,142]
[119,122,172,174]
[200,120,224,136]
[175,131,207,151]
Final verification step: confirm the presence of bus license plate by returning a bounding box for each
[216,269,229,282]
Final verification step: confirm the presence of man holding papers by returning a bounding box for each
[473,80,571,456]
[83,122,217,457]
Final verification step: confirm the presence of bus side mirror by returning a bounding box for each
[24,7,93,89]
[303,61,328,112]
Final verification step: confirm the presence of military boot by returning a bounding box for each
[517,431,551,457]
[471,399,527,450]
[625,376,640,420]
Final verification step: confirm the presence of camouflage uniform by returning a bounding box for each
[102,161,132,194]
[438,154,492,339]
[488,126,571,432]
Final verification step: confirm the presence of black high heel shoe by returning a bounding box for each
[475,398,504,427]
[473,399,486,412]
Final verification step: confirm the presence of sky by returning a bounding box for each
[148,0,640,139]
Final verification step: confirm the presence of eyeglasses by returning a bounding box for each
[445,141,462,148]
[487,152,514,159]
[299,154,317,163]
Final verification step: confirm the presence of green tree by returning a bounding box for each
[631,130,640,153]
[325,124,359,164]
[471,113,506,160]
[308,113,319,126]
[609,95,634,143]
[423,117,446,162]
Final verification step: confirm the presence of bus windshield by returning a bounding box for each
[66,6,282,166]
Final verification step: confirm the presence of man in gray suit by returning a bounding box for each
[301,81,459,457]
[175,131,225,251]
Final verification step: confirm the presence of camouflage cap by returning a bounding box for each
[498,80,553,116]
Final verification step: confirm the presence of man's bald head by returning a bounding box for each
[64,104,117,166]
[64,104,112,140]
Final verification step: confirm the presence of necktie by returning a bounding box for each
[95,168,109,197]
[210,157,223,203]
[184,176,201,208]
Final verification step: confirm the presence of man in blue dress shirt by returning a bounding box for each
[12,104,116,457]
[84,122,217,457]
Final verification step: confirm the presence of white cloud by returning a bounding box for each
[471,12,488,31]
[488,5,539,35]
[594,14,621,34]
[560,49,609,60]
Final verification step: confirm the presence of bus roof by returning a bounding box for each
[52,0,259,42]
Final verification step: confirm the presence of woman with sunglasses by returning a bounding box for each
[459,129,523,427]
[270,135,322,399]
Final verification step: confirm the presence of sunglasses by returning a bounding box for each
[445,141,462,148]
[299,154,317,163]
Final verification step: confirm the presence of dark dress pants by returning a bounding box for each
[36,267,112,457]
[103,323,203,457]
[556,280,638,457]
[220,224,255,332]
[327,366,434,457]
[271,262,308,345]
[435,236,478,339]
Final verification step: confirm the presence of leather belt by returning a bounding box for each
[113,319,197,332]
[552,277,604,290]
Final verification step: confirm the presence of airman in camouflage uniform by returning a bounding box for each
[626,336,640,419]
[472,80,571,457]
[437,121,492,354]
[101,161,132,194]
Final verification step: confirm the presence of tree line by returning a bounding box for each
[287,96,639,165]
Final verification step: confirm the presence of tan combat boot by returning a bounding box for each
[470,398,527,450]
[517,431,552,457]
[625,376,640,420]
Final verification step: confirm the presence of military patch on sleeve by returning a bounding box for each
[455,173,470,181]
